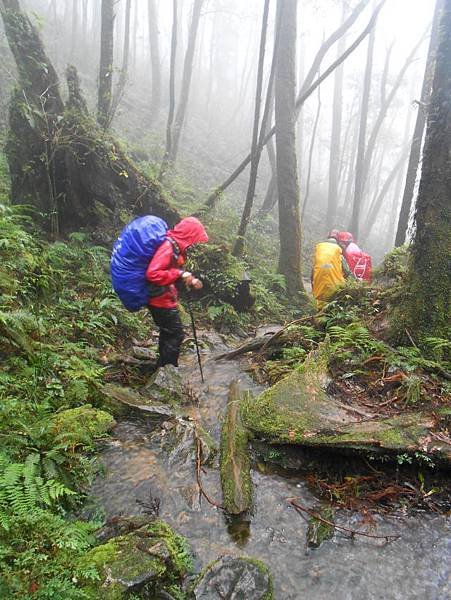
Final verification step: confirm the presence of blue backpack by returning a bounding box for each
[111,216,168,311]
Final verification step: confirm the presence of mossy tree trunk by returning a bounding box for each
[1,0,179,237]
[403,0,451,347]
[274,0,304,298]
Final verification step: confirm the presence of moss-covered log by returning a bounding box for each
[220,381,253,514]
[1,0,179,236]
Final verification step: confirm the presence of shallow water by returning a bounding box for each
[91,340,450,599]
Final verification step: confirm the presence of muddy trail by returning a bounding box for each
[89,333,450,599]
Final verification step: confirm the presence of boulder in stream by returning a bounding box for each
[77,520,191,599]
[242,345,451,463]
[193,556,273,600]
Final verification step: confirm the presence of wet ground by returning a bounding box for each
[90,337,450,599]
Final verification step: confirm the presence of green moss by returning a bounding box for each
[51,405,115,448]
[306,506,335,548]
[146,520,193,577]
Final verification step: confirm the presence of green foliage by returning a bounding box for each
[374,245,409,284]
[0,206,148,597]
[0,453,75,531]
[0,145,10,203]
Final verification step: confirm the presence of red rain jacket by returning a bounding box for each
[145,217,208,309]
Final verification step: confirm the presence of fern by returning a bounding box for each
[0,308,38,354]
[0,452,75,530]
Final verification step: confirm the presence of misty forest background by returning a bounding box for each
[0,0,438,268]
[0,0,450,598]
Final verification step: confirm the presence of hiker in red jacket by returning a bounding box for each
[146,217,208,367]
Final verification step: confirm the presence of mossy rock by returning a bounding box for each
[103,383,179,419]
[220,382,253,515]
[51,405,115,447]
[193,556,273,600]
[242,345,451,463]
[77,520,192,599]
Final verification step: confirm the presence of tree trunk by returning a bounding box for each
[395,0,444,247]
[70,0,79,61]
[159,0,178,181]
[362,145,410,237]
[349,17,376,238]
[97,0,115,129]
[326,2,347,230]
[301,84,321,220]
[82,0,88,44]
[110,0,132,123]
[275,0,303,297]
[233,0,271,257]
[148,0,161,124]
[170,0,204,164]
[401,0,451,347]
[359,32,427,209]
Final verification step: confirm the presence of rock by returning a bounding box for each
[242,344,451,463]
[103,384,178,419]
[142,365,185,405]
[77,520,192,599]
[220,381,253,515]
[193,556,273,600]
[159,419,217,467]
[132,346,158,361]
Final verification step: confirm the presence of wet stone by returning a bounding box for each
[103,383,178,419]
[142,364,185,405]
[193,556,273,600]
[132,346,158,361]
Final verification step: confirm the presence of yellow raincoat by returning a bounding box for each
[312,241,345,303]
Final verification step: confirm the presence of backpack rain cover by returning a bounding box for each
[111,216,168,311]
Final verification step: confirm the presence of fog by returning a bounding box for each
[0,0,436,262]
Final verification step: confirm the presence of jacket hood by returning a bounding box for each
[167,217,208,253]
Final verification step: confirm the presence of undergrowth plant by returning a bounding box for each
[0,205,146,597]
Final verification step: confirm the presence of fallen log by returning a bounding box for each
[220,381,253,514]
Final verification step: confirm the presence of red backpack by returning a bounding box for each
[345,247,372,282]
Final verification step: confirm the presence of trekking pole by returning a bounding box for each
[186,299,204,383]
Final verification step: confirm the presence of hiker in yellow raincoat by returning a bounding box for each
[311,230,352,305]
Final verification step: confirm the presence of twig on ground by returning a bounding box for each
[194,435,224,510]
[287,498,400,543]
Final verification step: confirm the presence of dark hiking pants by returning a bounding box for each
[149,307,185,367]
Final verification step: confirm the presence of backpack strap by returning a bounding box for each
[167,237,181,261]
[147,238,181,299]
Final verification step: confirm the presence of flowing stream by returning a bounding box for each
[90,334,450,599]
